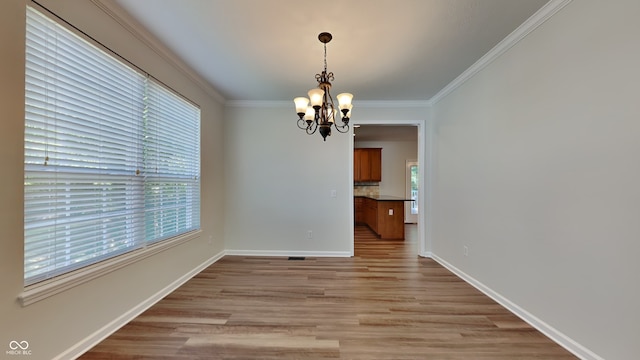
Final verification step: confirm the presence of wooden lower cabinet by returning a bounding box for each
[365,198,377,233]
[376,201,404,240]
[354,197,405,239]
[354,197,364,224]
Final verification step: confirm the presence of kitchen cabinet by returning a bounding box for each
[354,148,382,182]
[354,196,409,239]
[364,197,377,233]
[354,197,364,224]
[376,200,404,240]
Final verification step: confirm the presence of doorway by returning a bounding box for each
[351,123,423,256]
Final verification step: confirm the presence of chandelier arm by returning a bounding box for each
[333,122,350,133]
[297,118,309,130]
[327,89,337,125]
[306,122,318,135]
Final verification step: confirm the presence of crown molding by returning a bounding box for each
[355,100,430,108]
[90,0,226,104]
[225,100,431,108]
[226,100,291,108]
[428,0,573,106]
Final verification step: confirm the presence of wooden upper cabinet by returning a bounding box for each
[368,148,381,181]
[353,148,361,181]
[354,148,382,182]
[359,149,371,180]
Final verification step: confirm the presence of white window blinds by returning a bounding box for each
[143,80,201,243]
[24,6,201,286]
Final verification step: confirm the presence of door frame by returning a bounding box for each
[348,118,431,257]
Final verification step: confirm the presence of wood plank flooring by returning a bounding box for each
[80,225,576,359]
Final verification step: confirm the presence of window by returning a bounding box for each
[24,6,200,286]
[410,164,419,215]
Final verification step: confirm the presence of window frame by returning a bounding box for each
[21,5,202,305]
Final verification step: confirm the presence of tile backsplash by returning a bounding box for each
[354,185,380,197]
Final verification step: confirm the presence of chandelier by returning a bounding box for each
[294,32,353,141]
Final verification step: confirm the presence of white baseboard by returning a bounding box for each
[224,249,352,258]
[430,254,604,360]
[56,250,225,360]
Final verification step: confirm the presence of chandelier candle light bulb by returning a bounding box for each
[308,88,325,108]
[304,106,315,123]
[294,97,309,117]
[294,32,353,141]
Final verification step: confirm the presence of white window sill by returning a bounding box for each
[18,230,202,307]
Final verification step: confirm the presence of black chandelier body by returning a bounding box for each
[294,32,353,141]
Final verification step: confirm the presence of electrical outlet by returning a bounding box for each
[307,230,313,240]
[330,190,337,198]
[388,208,394,215]
[463,245,468,257]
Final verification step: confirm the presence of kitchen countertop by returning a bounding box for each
[355,195,413,201]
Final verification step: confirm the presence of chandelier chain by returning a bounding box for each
[324,43,328,73]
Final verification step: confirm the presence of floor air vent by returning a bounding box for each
[288,257,306,260]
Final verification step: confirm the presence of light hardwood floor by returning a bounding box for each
[80,225,576,359]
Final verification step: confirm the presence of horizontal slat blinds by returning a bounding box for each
[144,80,201,243]
[24,6,201,286]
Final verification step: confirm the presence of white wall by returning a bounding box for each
[0,1,225,359]
[431,0,640,359]
[223,104,353,255]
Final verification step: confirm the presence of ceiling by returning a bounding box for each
[112,0,549,103]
